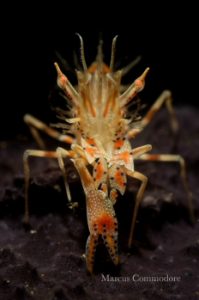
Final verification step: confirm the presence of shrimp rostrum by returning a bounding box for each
[23,35,193,273]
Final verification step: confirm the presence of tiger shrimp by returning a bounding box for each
[23,35,193,273]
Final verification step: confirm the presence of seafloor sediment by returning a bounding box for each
[0,107,199,300]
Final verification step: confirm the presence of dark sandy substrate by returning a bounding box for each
[0,107,199,300]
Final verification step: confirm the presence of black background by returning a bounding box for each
[1,3,198,138]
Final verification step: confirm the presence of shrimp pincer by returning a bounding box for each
[73,157,119,273]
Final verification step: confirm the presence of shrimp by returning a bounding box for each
[23,35,193,273]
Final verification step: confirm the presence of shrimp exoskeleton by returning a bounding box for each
[23,35,193,273]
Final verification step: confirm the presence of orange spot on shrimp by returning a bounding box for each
[97,214,115,233]
[135,78,144,90]
[93,158,107,188]
[115,170,125,187]
[116,151,131,164]
[102,64,111,73]
[95,162,104,180]
[86,137,96,146]
[114,139,125,149]
[88,62,97,73]
[85,147,96,157]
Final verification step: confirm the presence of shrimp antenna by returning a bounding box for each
[110,35,118,71]
[76,33,87,72]
[96,38,103,64]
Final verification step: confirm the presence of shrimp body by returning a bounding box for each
[55,54,149,203]
[53,38,151,272]
[24,36,192,273]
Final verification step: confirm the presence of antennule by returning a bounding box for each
[110,35,118,71]
[76,33,87,72]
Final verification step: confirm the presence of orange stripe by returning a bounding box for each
[103,98,112,117]
[44,151,57,158]
[82,90,96,117]
[62,136,74,144]
[145,154,160,160]
[103,90,117,117]
[144,108,158,124]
